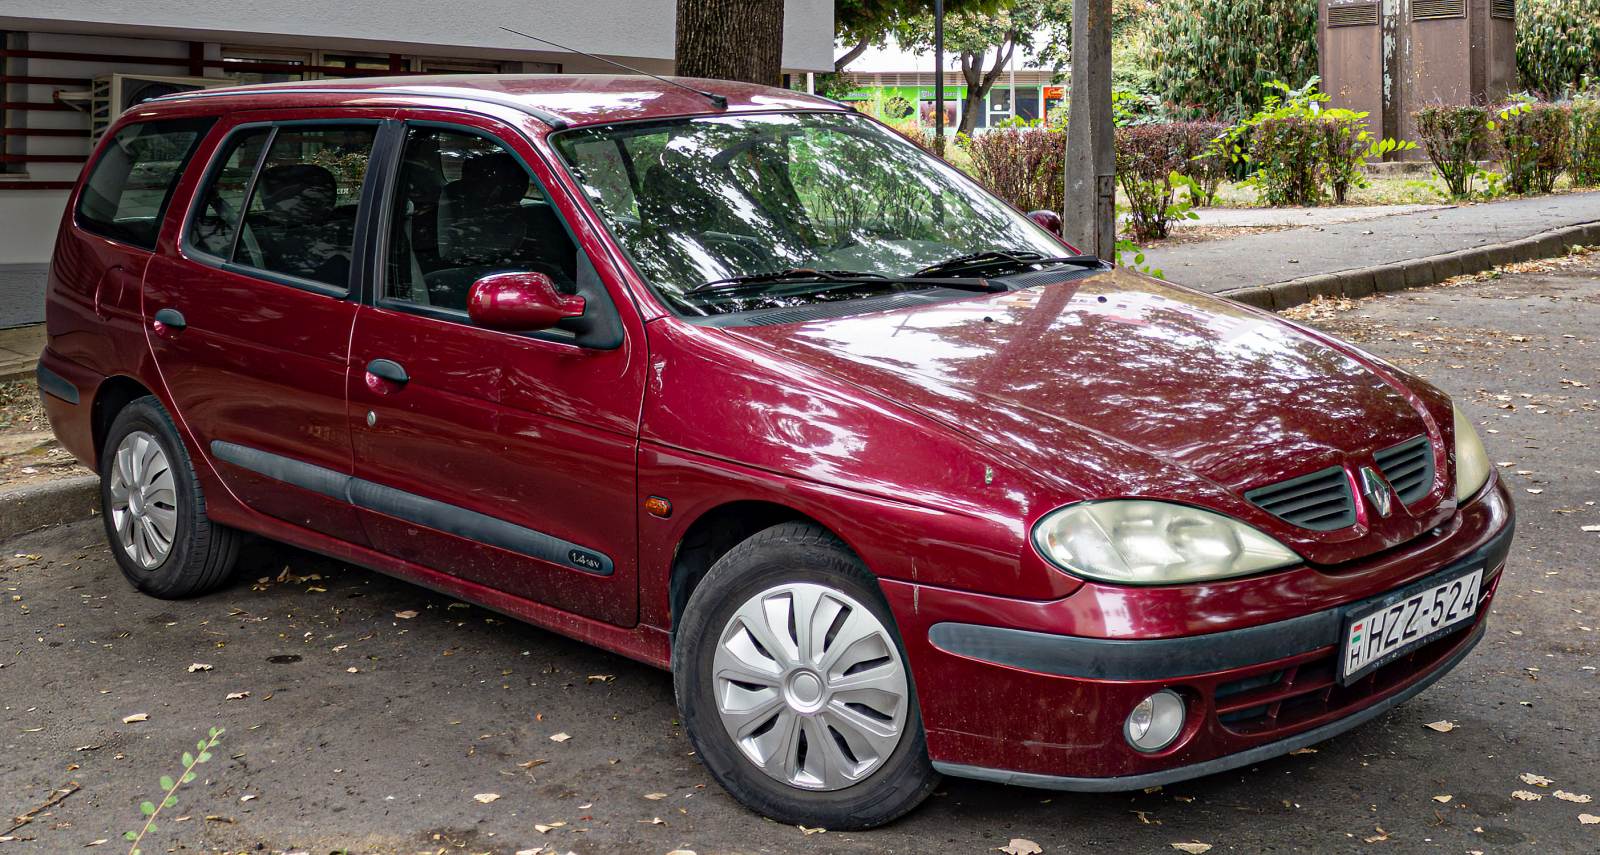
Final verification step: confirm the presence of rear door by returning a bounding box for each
[143,109,398,544]
[345,113,647,625]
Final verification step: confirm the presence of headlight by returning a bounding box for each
[1031,500,1301,585]
[1452,404,1491,503]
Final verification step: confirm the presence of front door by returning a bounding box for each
[144,111,396,544]
[346,116,646,625]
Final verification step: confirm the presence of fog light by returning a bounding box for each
[1124,690,1185,752]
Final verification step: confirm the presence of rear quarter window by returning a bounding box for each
[75,117,216,250]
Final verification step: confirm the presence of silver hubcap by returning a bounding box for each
[713,582,909,791]
[108,430,177,569]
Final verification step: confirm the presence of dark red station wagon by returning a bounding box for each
[39,75,1513,828]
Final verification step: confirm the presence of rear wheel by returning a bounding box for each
[673,522,938,829]
[100,396,240,598]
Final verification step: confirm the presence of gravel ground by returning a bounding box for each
[3,256,1598,854]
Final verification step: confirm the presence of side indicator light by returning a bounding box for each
[644,496,672,518]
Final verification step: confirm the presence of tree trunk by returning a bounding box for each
[675,0,785,85]
[956,40,1015,137]
[1064,0,1115,259]
[834,39,870,73]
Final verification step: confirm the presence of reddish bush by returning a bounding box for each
[965,126,1067,214]
[1114,122,1222,240]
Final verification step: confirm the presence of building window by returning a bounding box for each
[220,48,313,86]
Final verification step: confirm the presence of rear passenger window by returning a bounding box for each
[76,118,214,250]
[188,124,376,291]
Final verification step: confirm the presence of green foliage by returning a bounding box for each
[1414,106,1492,199]
[125,727,224,855]
[1568,97,1600,185]
[964,125,1067,214]
[1495,100,1572,194]
[1210,79,1413,207]
[1515,0,1600,98]
[1148,0,1319,120]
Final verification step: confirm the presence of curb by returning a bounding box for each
[0,475,100,541]
[1221,221,1600,310]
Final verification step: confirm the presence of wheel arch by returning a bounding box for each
[90,374,156,468]
[668,500,866,639]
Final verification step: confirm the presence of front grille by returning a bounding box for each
[1245,465,1356,531]
[1215,577,1494,735]
[1374,435,1435,505]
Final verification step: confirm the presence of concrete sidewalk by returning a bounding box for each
[0,263,48,330]
[1146,191,1600,301]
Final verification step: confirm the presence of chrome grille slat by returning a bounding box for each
[1245,465,1356,531]
[1374,435,1435,505]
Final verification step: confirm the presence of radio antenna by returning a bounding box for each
[499,26,728,110]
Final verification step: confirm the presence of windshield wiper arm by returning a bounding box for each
[687,268,886,295]
[914,249,1104,278]
[687,268,1005,296]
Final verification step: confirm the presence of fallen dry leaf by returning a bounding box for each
[533,821,566,833]
[186,663,213,673]
[798,825,826,835]
[1288,747,1318,755]
[121,713,148,724]
[472,793,501,804]
[549,732,571,743]
[586,674,615,683]
[1423,720,1457,733]
[644,792,669,800]
[519,758,549,769]
[1433,795,1453,803]
[1579,814,1599,825]
[666,850,698,855]
[1511,790,1542,801]
[1364,827,1390,843]
[225,691,250,701]
[85,840,107,847]
[1171,844,1212,854]
[999,839,1043,855]
[1554,790,1593,803]
[1519,772,1554,787]
[394,609,418,619]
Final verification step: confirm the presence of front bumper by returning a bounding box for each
[884,479,1514,790]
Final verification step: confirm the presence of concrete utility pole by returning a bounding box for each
[1063,0,1115,260]
[934,0,945,154]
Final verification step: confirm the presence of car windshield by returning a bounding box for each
[551,111,1067,316]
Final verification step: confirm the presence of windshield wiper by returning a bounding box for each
[914,249,1105,279]
[687,267,1004,296]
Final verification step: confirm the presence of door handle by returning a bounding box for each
[365,358,409,386]
[152,307,187,332]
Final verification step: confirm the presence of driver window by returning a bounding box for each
[384,126,579,313]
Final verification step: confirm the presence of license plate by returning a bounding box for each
[1340,567,1483,685]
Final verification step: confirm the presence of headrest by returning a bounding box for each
[456,151,528,207]
[257,164,337,221]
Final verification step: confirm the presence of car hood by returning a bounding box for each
[725,269,1450,557]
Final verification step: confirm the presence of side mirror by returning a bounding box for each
[467,272,584,332]
[1026,209,1063,237]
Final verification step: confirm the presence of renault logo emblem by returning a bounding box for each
[1359,466,1394,518]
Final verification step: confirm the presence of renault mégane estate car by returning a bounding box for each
[38,75,1513,829]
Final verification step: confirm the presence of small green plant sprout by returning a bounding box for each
[124,727,224,855]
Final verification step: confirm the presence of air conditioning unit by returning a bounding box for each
[89,74,229,141]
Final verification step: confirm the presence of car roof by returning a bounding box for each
[151,74,848,130]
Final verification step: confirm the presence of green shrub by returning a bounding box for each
[1571,99,1600,185]
[1415,106,1491,199]
[1114,123,1214,240]
[1517,0,1600,98]
[964,125,1067,214]
[1248,116,1325,206]
[1496,101,1572,194]
[1148,0,1319,120]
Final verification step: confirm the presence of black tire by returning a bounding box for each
[99,396,240,599]
[673,522,939,829]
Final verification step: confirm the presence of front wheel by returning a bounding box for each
[673,522,938,829]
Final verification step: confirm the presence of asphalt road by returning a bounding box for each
[4,256,1598,854]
